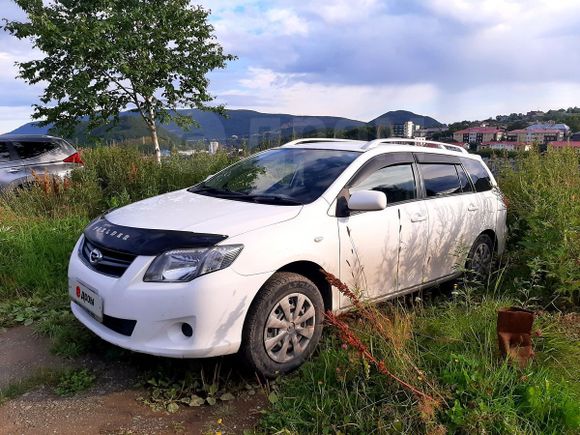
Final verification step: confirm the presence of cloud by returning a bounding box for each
[1,0,580,129]
[218,67,440,121]
[266,9,309,36]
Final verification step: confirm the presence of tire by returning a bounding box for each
[465,233,494,282]
[241,272,324,378]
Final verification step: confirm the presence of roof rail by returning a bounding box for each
[281,138,364,147]
[363,138,469,154]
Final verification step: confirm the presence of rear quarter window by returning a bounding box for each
[461,158,493,192]
[11,141,58,160]
[0,141,10,161]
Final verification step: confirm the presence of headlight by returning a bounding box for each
[143,245,243,282]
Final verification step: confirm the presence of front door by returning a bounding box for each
[337,156,427,307]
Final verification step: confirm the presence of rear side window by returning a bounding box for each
[12,141,57,160]
[352,164,416,204]
[461,158,493,192]
[420,163,462,197]
[456,164,474,193]
[0,142,10,161]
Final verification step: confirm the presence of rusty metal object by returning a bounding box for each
[497,307,535,368]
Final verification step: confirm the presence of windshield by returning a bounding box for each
[189,148,359,205]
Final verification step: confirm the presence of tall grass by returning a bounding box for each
[262,295,579,434]
[499,146,580,302]
[0,146,235,304]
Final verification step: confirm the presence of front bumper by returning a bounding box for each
[68,237,270,358]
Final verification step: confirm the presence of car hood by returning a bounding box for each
[106,189,302,238]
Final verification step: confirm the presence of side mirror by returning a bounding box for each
[204,174,214,182]
[347,190,387,211]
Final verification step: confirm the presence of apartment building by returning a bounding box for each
[453,127,504,144]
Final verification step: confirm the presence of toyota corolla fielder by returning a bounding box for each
[68,138,507,377]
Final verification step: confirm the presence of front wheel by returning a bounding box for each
[241,272,324,378]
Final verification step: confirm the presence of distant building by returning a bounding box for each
[453,127,504,144]
[209,141,219,154]
[506,128,564,144]
[393,121,421,138]
[479,141,530,151]
[527,122,570,135]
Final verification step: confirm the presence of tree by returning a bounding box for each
[4,0,235,163]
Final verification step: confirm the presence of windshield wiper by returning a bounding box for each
[188,185,247,198]
[189,186,303,205]
[245,194,304,206]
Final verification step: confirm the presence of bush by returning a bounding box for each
[498,147,580,302]
[0,146,235,301]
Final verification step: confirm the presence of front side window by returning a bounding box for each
[420,163,462,197]
[0,142,10,161]
[190,148,359,205]
[351,164,416,204]
[12,141,57,160]
[461,158,493,192]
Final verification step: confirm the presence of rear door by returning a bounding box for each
[460,157,500,249]
[337,152,428,306]
[416,153,474,282]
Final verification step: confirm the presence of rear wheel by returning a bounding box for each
[465,233,494,282]
[241,272,324,378]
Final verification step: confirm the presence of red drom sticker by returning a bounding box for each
[76,286,81,298]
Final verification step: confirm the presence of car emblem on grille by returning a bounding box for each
[89,248,103,265]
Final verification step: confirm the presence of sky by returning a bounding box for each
[1,0,580,133]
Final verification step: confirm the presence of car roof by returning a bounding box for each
[0,134,61,141]
[280,138,480,160]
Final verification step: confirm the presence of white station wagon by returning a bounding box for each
[68,138,507,377]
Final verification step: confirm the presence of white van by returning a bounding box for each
[68,138,507,377]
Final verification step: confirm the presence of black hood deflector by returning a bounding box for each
[83,216,228,256]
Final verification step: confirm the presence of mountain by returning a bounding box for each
[8,109,442,143]
[163,109,366,141]
[9,122,51,135]
[9,116,180,146]
[370,110,443,128]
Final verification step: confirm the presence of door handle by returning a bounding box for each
[468,203,479,211]
[6,168,21,173]
[411,213,427,222]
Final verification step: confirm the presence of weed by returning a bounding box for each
[55,368,96,396]
[0,368,62,405]
[138,359,255,413]
[499,146,580,302]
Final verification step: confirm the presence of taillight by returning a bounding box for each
[64,152,84,165]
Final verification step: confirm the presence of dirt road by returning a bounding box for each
[0,327,267,434]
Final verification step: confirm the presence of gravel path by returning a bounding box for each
[0,327,266,434]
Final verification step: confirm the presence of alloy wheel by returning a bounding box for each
[263,292,316,363]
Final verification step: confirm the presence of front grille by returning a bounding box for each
[80,238,136,278]
[103,315,137,336]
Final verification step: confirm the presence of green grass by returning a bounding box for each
[261,298,580,434]
[499,146,580,302]
[54,368,96,397]
[0,368,63,405]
